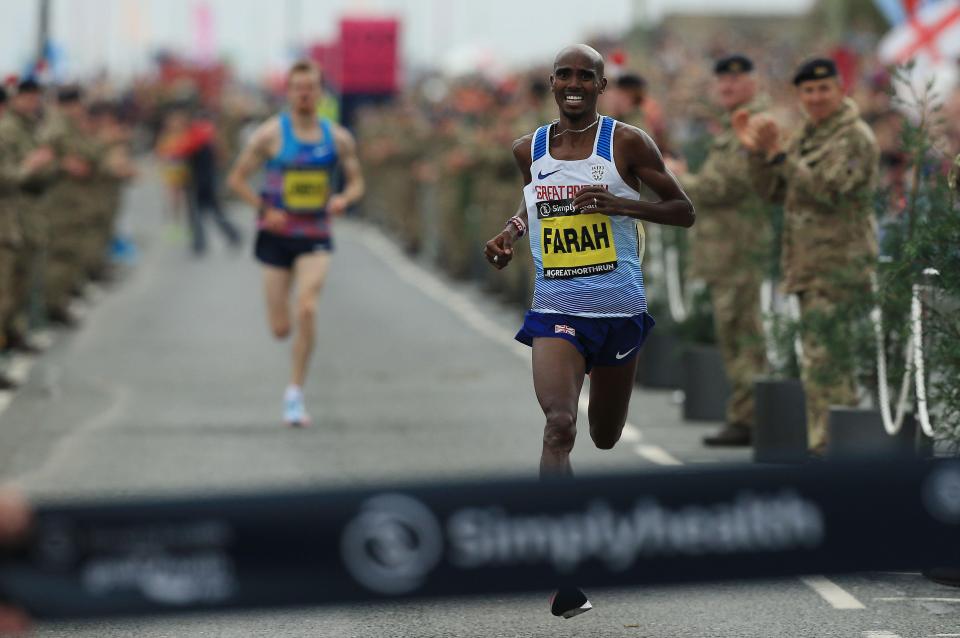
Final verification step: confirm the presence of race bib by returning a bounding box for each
[283,170,329,211]
[537,199,617,279]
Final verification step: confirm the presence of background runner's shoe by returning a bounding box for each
[283,391,311,427]
[550,587,592,619]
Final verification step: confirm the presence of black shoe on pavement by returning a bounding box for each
[703,423,752,447]
[550,587,592,619]
[6,333,44,355]
[47,306,82,328]
[0,370,18,390]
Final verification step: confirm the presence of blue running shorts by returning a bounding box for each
[515,311,655,373]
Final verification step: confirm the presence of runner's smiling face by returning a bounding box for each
[551,56,606,121]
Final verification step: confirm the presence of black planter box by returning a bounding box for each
[636,332,683,389]
[753,378,808,464]
[680,345,731,422]
[827,408,918,460]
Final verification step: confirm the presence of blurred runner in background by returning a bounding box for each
[228,60,364,427]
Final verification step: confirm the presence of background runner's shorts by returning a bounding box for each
[515,311,655,373]
[254,231,333,269]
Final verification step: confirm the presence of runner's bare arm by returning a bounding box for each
[329,125,365,215]
[572,126,694,228]
[484,135,533,269]
[227,119,278,210]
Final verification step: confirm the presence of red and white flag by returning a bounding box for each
[879,0,960,66]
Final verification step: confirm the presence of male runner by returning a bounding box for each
[228,61,364,427]
[484,44,694,618]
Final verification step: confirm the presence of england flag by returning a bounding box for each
[875,0,959,106]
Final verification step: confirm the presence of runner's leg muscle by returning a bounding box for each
[290,252,330,386]
[588,356,640,449]
[533,338,586,477]
[262,265,293,339]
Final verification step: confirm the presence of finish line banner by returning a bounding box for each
[2,460,960,619]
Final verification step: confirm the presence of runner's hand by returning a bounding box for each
[573,185,620,215]
[327,195,348,217]
[0,488,32,636]
[262,206,287,233]
[484,230,514,270]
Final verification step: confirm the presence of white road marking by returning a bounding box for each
[800,575,866,609]
[0,391,12,415]
[876,597,960,603]
[12,383,128,485]
[635,444,682,465]
[357,224,661,463]
[862,632,902,638]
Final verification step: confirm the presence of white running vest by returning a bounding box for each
[524,115,647,317]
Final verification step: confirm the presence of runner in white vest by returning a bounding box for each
[484,44,694,619]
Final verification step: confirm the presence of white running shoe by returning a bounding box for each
[283,388,311,427]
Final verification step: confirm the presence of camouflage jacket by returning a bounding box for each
[679,96,772,283]
[0,142,19,244]
[0,109,54,194]
[0,109,53,243]
[40,110,100,167]
[38,110,102,216]
[748,98,879,294]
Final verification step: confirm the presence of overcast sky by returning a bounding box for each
[0,0,815,80]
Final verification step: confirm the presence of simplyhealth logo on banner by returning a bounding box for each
[341,491,825,593]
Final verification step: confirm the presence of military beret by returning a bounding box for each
[616,73,647,89]
[714,54,754,75]
[16,77,41,93]
[793,58,838,85]
[57,84,82,103]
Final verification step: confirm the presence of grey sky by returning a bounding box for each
[0,0,814,81]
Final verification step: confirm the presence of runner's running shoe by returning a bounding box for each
[550,587,592,619]
[283,388,311,427]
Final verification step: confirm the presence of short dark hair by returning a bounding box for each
[616,73,647,90]
[287,60,320,84]
[57,84,83,104]
[17,77,41,94]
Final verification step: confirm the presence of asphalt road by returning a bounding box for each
[1,169,958,637]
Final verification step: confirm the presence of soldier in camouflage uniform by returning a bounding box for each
[37,86,100,325]
[0,85,18,386]
[616,73,648,133]
[666,55,772,447]
[738,58,879,455]
[84,102,135,281]
[617,72,670,154]
[0,79,56,352]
